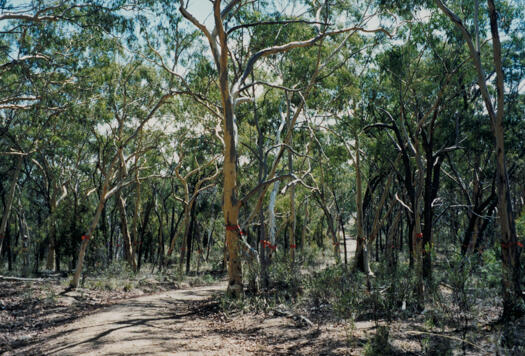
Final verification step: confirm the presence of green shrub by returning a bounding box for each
[363,326,394,356]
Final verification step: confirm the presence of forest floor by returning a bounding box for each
[1,236,522,355]
[2,277,363,355]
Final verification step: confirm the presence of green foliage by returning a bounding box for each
[267,255,302,300]
[0,2,524,353]
[517,212,525,242]
[363,326,394,356]
[303,264,364,319]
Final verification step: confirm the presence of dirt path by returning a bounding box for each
[15,282,255,356]
[10,279,360,356]
[7,239,359,356]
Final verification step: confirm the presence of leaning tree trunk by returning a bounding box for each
[71,157,117,288]
[70,186,107,288]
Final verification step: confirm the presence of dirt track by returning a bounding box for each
[10,279,360,355]
[8,238,358,356]
[14,283,254,356]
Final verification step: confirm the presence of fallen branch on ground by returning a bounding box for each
[270,305,315,328]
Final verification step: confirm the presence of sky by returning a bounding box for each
[186,0,215,28]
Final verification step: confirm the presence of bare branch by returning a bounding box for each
[241,174,293,204]
[395,192,413,213]
[179,5,220,68]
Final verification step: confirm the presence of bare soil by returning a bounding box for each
[1,279,356,355]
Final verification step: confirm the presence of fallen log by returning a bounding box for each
[0,275,44,282]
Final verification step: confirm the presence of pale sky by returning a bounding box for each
[186,0,215,28]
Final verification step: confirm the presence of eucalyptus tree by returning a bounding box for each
[178,0,391,296]
[167,136,219,273]
[31,113,90,271]
[0,0,129,266]
[434,0,524,318]
[0,0,128,111]
[70,59,183,287]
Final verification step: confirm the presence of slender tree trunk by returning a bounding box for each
[205,218,215,262]
[71,190,106,288]
[178,204,191,270]
[288,149,296,262]
[436,0,523,317]
[422,152,443,280]
[71,157,116,288]
[116,193,136,271]
[369,171,395,245]
[185,203,197,275]
[45,198,57,271]
[268,180,279,250]
[153,194,163,271]
[353,134,371,275]
[259,209,269,289]
[7,224,12,271]
[131,178,141,269]
[386,210,402,268]
[115,153,136,271]
[167,208,184,257]
[19,208,30,276]
[332,190,347,266]
[0,155,23,256]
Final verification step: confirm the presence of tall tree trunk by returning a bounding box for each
[221,71,242,297]
[19,208,30,276]
[386,210,402,268]
[369,171,395,245]
[7,224,12,271]
[332,190,347,266]
[0,155,23,256]
[353,134,371,275]
[268,180,279,249]
[185,204,197,274]
[71,157,117,288]
[131,179,141,269]
[45,199,57,271]
[45,179,67,271]
[116,192,136,271]
[167,208,184,257]
[422,151,444,280]
[115,152,136,271]
[436,0,523,318]
[288,149,296,262]
[178,203,192,271]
